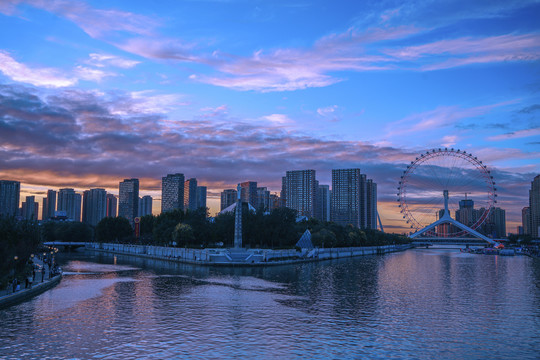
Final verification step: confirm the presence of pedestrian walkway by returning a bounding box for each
[0,256,62,309]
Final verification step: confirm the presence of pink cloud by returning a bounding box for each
[21,0,158,39]
[386,100,519,137]
[0,51,76,87]
[487,127,540,141]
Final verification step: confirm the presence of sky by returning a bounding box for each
[0,0,539,233]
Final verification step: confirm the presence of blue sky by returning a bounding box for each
[0,0,539,231]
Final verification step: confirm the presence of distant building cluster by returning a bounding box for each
[219,168,378,230]
[0,179,158,227]
[436,197,507,238]
[2,172,538,236]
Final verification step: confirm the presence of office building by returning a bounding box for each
[240,181,258,208]
[0,180,20,217]
[529,175,540,238]
[139,195,153,217]
[82,188,107,226]
[161,173,185,213]
[221,189,238,211]
[284,170,317,218]
[196,186,207,210]
[184,178,198,211]
[42,190,56,220]
[106,194,117,218]
[119,178,139,225]
[58,188,82,221]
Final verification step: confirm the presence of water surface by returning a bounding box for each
[1,249,538,359]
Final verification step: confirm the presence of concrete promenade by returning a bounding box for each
[87,242,412,266]
[0,257,62,309]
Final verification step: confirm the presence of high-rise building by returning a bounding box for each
[256,187,270,211]
[119,179,139,225]
[331,169,366,227]
[139,195,153,217]
[106,194,117,218]
[42,189,56,220]
[280,176,287,207]
[82,188,107,226]
[529,175,540,238]
[489,207,506,238]
[317,184,331,222]
[366,179,378,229]
[0,180,20,217]
[455,199,476,227]
[269,194,280,211]
[184,178,198,211]
[58,188,82,221]
[240,181,258,208]
[161,173,185,213]
[21,196,38,220]
[522,207,530,235]
[285,170,317,218]
[221,189,237,211]
[196,186,207,210]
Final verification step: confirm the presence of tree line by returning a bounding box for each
[92,205,410,248]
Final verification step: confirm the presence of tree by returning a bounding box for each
[139,214,155,243]
[312,228,337,247]
[0,216,41,288]
[153,209,185,245]
[172,223,195,247]
[96,217,133,243]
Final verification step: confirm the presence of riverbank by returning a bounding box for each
[0,258,62,310]
[86,242,412,266]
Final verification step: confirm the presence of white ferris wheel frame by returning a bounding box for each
[398,148,497,239]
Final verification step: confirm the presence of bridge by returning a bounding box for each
[408,190,500,247]
[43,242,89,250]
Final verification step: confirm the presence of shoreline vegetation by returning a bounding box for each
[92,206,410,249]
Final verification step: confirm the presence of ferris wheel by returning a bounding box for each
[398,148,497,237]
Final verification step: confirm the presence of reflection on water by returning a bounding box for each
[0,249,539,359]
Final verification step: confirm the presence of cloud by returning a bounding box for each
[386,100,518,137]
[6,0,539,93]
[518,104,540,114]
[262,114,292,125]
[441,135,458,147]
[487,127,540,141]
[74,66,116,82]
[0,82,534,230]
[19,0,159,39]
[0,51,77,88]
[86,53,140,69]
[195,26,417,92]
[317,105,338,117]
[113,37,200,62]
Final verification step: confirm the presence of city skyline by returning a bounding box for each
[0,0,539,232]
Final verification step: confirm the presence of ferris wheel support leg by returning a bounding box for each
[410,218,446,238]
[410,218,497,245]
[377,211,384,233]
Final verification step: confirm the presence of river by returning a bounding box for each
[0,248,539,359]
